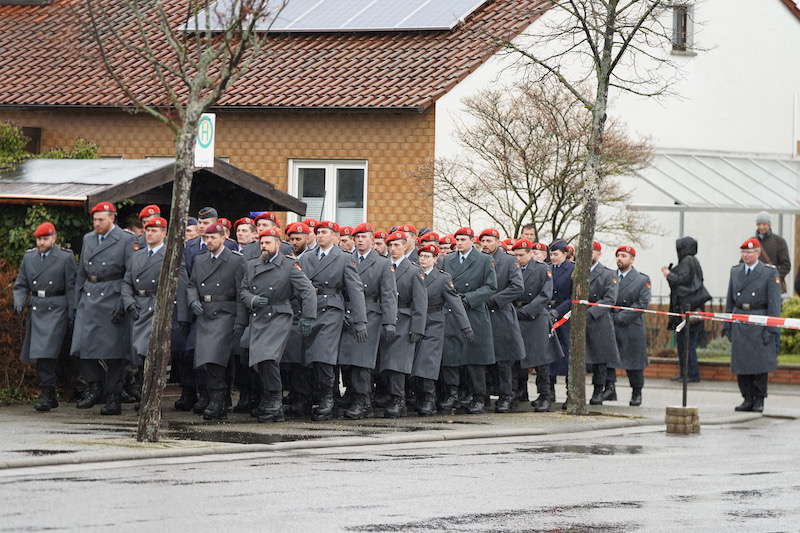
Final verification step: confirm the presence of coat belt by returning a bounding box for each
[136,289,156,297]
[316,287,342,295]
[30,289,66,298]
[201,294,236,302]
[86,273,123,283]
[427,304,443,313]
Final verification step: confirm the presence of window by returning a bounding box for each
[288,160,367,225]
[671,4,694,53]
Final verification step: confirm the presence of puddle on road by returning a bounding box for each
[162,422,325,445]
[9,449,76,456]
[516,444,644,456]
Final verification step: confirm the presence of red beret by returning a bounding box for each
[397,224,418,234]
[439,234,456,245]
[565,245,575,254]
[90,201,116,215]
[592,241,602,251]
[418,243,440,256]
[374,230,388,240]
[218,217,232,229]
[286,222,311,235]
[203,223,225,235]
[501,238,515,247]
[315,220,340,233]
[533,242,548,251]
[353,223,374,235]
[479,228,500,240]
[301,218,319,228]
[138,204,160,219]
[34,222,56,238]
[512,239,533,250]
[385,231,406,244]
[454,227,474,238]
[339,225,355,236]
[740,238,760,250]
[616,245,636,256]
[259,227,282,239]
[233,217,254,229]
[144,217,167,229]
[420,232,440,242]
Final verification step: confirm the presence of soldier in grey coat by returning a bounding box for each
[240,227,317,422]
[13,222,76,412]
[71,202,135,415]
[607,246,651,406]
[412,244,472,415]
[723,238,782,413]
[511,240,562,412]
[377,232,427,418]
[187,223,248,420]
[586,242,621,406]
[441,227,498,414]
[298,221,367,421]
[479,229,525,413]
[341,223,398,420]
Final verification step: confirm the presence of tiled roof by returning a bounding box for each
[782,0,800,21]
[0,0,544,110]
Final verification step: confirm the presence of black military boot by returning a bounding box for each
[372,393,392,409]
[455,388,471,410]
[416,393,436,416]
[405,389,417,409]
[549,382,557,403]
[192,386,210,414]
[601,382,617,402]
[589,385,605,405]
[233,386,253,414]
[494,395,513,413]
[312,392,335,421]
[383,396,406,419]
[285,396,311,418]
[629,388,642,407]
[120,375,140,404]
[466,396,485,414]
[751,396,764,413]
[100,393,122,416]
[439,386,459,411]
[257,392,285,423]
[532,394,552,412]
[203,390,227,420]
[174,387,197,411]
[734,397,753,412]
[34,387,58,412]
[344,394,370,420]
[76,382,103,409]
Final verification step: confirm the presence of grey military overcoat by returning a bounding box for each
[379,258,427,374]
[487,248,525,362]
[610,268,651,371]
[186,246,247,368]
[121,246,189,360]
[13,245,76,362]
[585,263,621,366]
[70,225,135,360]
[442,249,498,366]
[339,250,397,369]
[516,262,562,368]
[412,268,470,380]
[724,262,781,375]
[298,245,366,366]
[240,253,316,367]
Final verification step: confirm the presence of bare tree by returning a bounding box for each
[494,0,694,414]
[86,0,286,441]
[428,81,653,243]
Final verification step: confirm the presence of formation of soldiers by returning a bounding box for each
[12,202,781,418]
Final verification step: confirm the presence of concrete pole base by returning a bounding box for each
[665,406,700,434]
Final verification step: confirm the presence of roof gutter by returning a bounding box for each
[0,103,429,114]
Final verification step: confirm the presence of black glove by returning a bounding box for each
[353,323,368,344]
[111,302,125,324]
[127,304,140,320]
[179,321,190,337]
[13,302,24,314]
[462,327,476,343]
[382,324,397,342]
[516,308,531,321]
[460,294,470,310]
[299,318,314,337]
[252,295,270,308]
[409,332,423,344]
[190,301,204,316]
[233,325,245,340]
[343,313,353,330]
[548,309,560,322]
[487,298,498,311]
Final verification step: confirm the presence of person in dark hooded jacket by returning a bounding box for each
[661,236,706,382]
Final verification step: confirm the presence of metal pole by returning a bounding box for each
[678,210,685,238]
[778,213,784,237]
[682,310,690,408]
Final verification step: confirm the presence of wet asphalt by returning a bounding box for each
[1,416,799,532]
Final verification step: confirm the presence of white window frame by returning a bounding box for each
[287,159,368,223]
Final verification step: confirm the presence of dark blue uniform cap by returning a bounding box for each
[186,217,198,226]
[549,239,568,252]
[198,207,218,219]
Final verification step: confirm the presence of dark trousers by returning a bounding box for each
[590,363,606,387]
[607,367,644,389]
[495,360,514,397]
[534,364,550,396]
[515,361,529,400]
[676,323,701,380]
[176,350,197,389]
[441,365,486,397]
[383,369,406,398]
[256,360,281,393]
[36,358,58,388]
[203,363,227,392]
[286,363,312,400]
[80,359,126,397]
[345,365,373,397]
[737,373,768,399]
[414,376,435,396]
[312,362,335,398]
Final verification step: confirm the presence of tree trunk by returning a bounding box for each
[136,126,197,442]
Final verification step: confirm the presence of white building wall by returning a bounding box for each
[434,0,800,298]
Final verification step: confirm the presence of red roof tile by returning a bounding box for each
[0,0,544,110]
[783,0,800,21]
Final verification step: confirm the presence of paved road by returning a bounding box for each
[2,417,799,531]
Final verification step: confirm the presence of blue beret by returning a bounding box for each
[186,217,198,226]
[198,207,218,219]
[549,239,568,252]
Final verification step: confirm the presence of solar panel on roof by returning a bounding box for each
[185,0,489,32]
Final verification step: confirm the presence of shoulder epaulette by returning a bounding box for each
[25,247,36,253]
[438,268,445,273]
[766,263,777,269]
[231,250,243,256]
